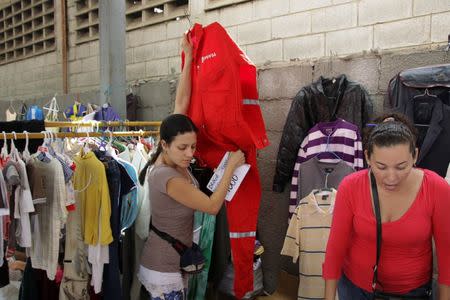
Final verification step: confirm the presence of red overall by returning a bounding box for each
[184,22,269,298]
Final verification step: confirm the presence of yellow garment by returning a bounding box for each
[73,151,112,245]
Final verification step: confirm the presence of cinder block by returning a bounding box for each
[259,100,292,133]
[312,56,380,94]
[153,39,179,59]
[126,48,134,64]
[326,26,373,56]
[246,40,283,65]
[43,64,59,80]
[44,52,57,66]
[167,17,191,39]
[68,49,76,62]
[90,41,99,57]
[219,1,253,27]
[414,0,450,16]
[69,60,82,74]
[126,63,146,81]
[138,80,171,107]
[238,19,271,45]
[134,44,154,63]
[76,43,90,59]
[32,67,44,81]
[77,72,92,87]
[379,50,448,91]
[432,12,450,42]
[168,56,181,75]
[81,56,98,73]
[142,23,167,44]
[127,30,144,48]
[226,26,238,43]
[374,16,430,49]
[69,74,78,88]
[146,59,169,78]
[201,10,220,26]
[253,0,290,20]
[290,0,332,12]
[257,159,278,191]
[311,3,357,33]
[284,34,325,60]
[272,12,311,39]
[359,0,412,26]
[258,65,313,99]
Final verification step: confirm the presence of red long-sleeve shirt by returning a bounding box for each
[323,169,450,293]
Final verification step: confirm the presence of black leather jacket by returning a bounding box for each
[272,75,373,192]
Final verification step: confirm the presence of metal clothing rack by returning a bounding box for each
[1,121,161,139]
[44,121,161,128]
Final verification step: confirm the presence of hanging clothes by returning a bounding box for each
[64,103,88,121]
[296,157,354,203]
[27,156,67,280]
[289,119,362,217]
[93,150,135,299]
[387,65,450,177]
[273,75,372,193]
[6,107,17,121]
[188,166,215,300]
[25,105,44,121]
[16,103,28,121]
[281,190,337,300]
[126,93,139,121]
[186,22,269,299]
[94,104,121,121]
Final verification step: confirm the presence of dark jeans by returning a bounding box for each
[338,274,432,300]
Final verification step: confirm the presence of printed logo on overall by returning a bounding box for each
[201,52,216,64]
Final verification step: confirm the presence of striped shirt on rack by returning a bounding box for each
[289,119,363,218]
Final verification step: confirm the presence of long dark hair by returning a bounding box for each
[138,114,198,185]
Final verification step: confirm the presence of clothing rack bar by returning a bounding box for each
[0,131,158,139]
[44,121,161,128]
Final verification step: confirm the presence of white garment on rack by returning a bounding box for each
[135,165,152,239]
[5,108,17,121]
[88,244,109,294]
[13,159,35,248]
[28,158,67,280]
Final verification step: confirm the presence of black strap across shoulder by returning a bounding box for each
[371,171,382,292]
[150,222,187,255]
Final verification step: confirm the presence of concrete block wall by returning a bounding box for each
[2,0,449,103]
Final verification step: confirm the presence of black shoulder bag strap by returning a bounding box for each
[371,171,382,292]
[150,221,187,255]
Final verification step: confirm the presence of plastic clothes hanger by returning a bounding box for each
[316,134,342,161]
[1,132,8,160]
[9,132,19,161]
[22,131,31,162]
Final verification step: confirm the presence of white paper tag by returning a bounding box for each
[207,152,250,201]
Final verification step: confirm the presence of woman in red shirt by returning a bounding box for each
[323,116,450,300]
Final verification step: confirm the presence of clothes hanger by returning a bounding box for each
[9,131,19,161]
[413,88,438,99]
[1,132,8,160]
[22,131,31,162]
[316,134,342,161]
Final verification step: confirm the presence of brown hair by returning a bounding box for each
[364,113,417,158]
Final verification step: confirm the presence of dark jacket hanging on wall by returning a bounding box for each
[387,64,450,177]
[272,75,373,192]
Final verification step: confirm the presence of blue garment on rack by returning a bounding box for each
[26,106,44,121]
[116,159,139,232]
